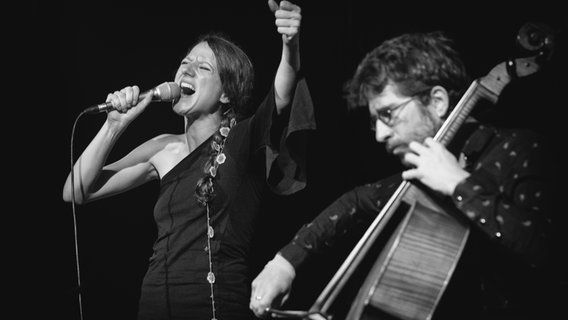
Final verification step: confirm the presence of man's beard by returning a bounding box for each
[387,111,442,165]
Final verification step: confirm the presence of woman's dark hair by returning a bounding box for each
[189,33,252,206]
[345,31,470,112]
[190,32,255,118]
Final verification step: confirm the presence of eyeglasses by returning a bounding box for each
[371,97,417,129]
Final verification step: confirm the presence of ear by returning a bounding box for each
[429,85,450,118]
[219,93,230,104]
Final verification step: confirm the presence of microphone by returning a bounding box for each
[84,82,181,114]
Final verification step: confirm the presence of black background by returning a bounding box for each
[26,1,567,319]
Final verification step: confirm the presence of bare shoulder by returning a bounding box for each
[147,133,189,178]
[148,133,184,144]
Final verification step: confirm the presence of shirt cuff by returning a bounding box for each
[278,242,310,270]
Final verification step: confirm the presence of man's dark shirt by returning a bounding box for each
[279,124,562,319]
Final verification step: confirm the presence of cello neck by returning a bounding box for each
[434,80,490,147]
[436,52,544,147]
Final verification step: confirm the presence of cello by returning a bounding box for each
[305,22,556,320]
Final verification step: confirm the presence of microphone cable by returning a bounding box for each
[68,109,90,320]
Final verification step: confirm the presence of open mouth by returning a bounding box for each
[180,82,195,95]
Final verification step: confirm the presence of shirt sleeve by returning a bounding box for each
[279,175,402,269]
[249,75,317,195]
[451,129,552,267]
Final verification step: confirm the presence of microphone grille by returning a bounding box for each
[155,82,181,101]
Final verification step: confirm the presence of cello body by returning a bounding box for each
[345,185,469,320]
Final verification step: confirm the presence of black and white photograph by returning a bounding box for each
[46,1,568,319]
